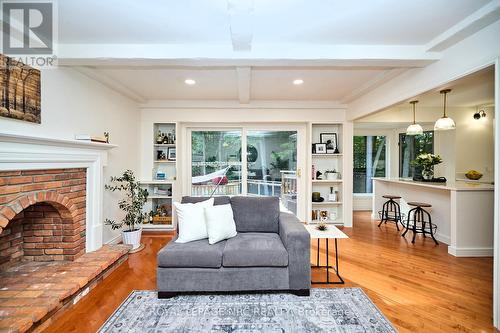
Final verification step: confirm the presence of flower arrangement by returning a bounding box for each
[411,153,443,180]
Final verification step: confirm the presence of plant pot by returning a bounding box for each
[122,228,142,250]
[325,172,339,180]
[421,167,434,180]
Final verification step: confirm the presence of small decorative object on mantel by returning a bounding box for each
[412,153,443,181]
[104,170,148,253]
[74,134,108,143]
[320,133,338,154]
[316,222,328,231]
[104,132,110,143]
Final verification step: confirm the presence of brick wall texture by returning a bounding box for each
[0,168,87,268]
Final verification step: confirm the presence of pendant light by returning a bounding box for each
[434,89,455,131]
[406,100,423,135]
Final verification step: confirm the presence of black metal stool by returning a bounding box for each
[378,195,403,230]
[402,202,438,245]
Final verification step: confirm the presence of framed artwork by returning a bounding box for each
[314,143,327,154]
[0,54,41,123]
[320,133,338,154]
[167,147,176,161]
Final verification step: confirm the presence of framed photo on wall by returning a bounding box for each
[167,147,176,160]
[320,133,338,154]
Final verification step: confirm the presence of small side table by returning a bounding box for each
[304,224,348,284]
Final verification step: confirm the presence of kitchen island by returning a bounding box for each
[372,178,494,257]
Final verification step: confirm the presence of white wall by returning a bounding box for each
[0,67,140,244]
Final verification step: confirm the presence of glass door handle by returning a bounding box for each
[297,168,301,178]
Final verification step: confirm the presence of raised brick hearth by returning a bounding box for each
[0,168,86,269]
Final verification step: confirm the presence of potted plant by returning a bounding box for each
[104,170,149,251]
[324,169,339,180]
[412,153,443,180]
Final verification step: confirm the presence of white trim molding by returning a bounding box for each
[448,246,494,257]
[0,133,116,252]
[493,57,500,329]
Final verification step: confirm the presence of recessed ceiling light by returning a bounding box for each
[184,79,196,85]
[293,79,304,85]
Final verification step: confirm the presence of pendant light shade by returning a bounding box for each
[406,100,423,135]
[434,89,455,131]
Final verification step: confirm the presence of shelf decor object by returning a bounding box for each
[434,89,456,131]
[406,100,424,136]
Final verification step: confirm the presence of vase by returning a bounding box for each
[421,167,434,180]
[122,228,142,250]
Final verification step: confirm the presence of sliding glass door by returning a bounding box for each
[188,125,305,217]
[246,130,298,214]
[191,130,242,196]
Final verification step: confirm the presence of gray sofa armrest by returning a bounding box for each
[278,212,311,290]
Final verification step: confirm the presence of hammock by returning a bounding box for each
[192,166,231,184]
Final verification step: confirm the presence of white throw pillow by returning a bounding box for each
[204,204,237,244]
[174,198,214,243]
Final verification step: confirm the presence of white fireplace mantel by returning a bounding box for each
[0,133,117,252]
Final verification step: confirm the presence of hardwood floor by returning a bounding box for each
[42,212,495,333]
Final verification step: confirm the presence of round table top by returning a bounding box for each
[408,201,432,208]
[382,195,401,199]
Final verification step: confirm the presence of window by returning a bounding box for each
[353,136,387,193]
[191,130,242,196]
[399,131,434,178]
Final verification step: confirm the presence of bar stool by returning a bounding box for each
[378,195,403,231]
[402,202,438,245]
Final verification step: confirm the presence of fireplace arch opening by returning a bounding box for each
[0,197,85,270]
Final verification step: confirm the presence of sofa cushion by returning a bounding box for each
[230,196,279,233]
[182,196,230,206]
[223,233,288,267]
[158,238,226,268]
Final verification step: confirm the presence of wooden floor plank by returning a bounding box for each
[42,212,496,333]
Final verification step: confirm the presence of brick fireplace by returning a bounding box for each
[0,168,87,269]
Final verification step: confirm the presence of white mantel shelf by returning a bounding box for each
[0,133,118,150]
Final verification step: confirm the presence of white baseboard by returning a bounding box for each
[448,246,493,257]
[105,234,122,245]
[435,232,451,245]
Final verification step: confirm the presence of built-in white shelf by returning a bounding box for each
[312,201,343,205]
[312,179,343,183]
[312,153,343,157]
[154,144,176,148]
[148,195,172,199]
[154,160,176,163]
[140,180,175,185]
[142,224,174,230]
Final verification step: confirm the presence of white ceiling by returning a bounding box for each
[355,66,495,124]
[58,0,499,103]
[59,0,489,45]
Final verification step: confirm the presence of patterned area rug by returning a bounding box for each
[99,288,397,332]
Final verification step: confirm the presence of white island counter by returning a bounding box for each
[372,178,494,257]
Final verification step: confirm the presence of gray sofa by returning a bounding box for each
[157,196,311,297]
